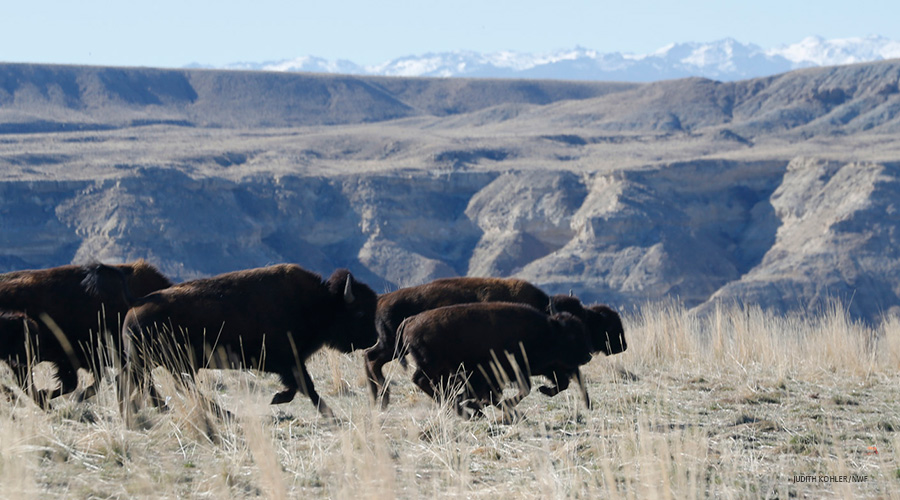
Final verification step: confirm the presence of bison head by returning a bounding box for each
[586,304,626,356]
[325,269,378,353]
[551,295,626,356]
[548,312,593,368]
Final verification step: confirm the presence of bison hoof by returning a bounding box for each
[271,390,297,405]
[316,404,338,424]
[378,390,391,410]
[538,385,559,397]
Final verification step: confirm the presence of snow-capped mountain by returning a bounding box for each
[203,35,900,82]
[218,55,364,75]
[773,35,900,66]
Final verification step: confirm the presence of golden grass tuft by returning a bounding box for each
[1,301,899,498]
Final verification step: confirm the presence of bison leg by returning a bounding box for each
[271,386,296,405]
[412,367,437,401]
[117,350,161,426]
[537,369,591,409]
[414,369,474,416]
[538,384,561,397]
[117,363,141,427]
[273,364,334,420]
[538,372,570,397]
[456,393,485,419]
[271,368,298,404]
[459,372,500,418]
[574,368,592,410]
[364,344,392,408]
[38,365,80,403]
[58,366,80,396]
[459,388,498,420]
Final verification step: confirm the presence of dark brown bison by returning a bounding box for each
[535,295,627,408]
[398,302,594,418]
[365,277,551,406]
[119,264,378,423]
[365,277,627,409]
[548,295,626,355]
[0,260,172,404]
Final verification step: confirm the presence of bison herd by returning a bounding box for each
[0,260,626,423]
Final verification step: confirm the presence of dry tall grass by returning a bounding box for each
[1,301,898,499]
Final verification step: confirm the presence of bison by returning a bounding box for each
[119,264,378,424]
[548,295,626,356]
[365,277,552,406]
[365,277,626,409]
[398,302,594,419]
[534,295,627,408]
[0,260,172,405]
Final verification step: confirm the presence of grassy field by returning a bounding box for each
[1,301,899,499]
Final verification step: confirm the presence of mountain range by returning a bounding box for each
[200,35,900,82]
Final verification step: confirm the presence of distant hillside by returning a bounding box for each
[0,63,633,130]
[2,60,900,137]
[2,60,900,322]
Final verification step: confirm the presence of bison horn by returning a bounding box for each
[344,275,355,304]
[548,298,558,315]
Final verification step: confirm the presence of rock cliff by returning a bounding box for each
[2,60,900,321]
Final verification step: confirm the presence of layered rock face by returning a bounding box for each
[3,60,900,322]
[4,157,898,322]
[700,158,900,320]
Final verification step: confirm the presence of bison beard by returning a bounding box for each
[118,265,378,425]
[398,302,594,419]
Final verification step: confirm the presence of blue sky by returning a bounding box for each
[3,0,898,68]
